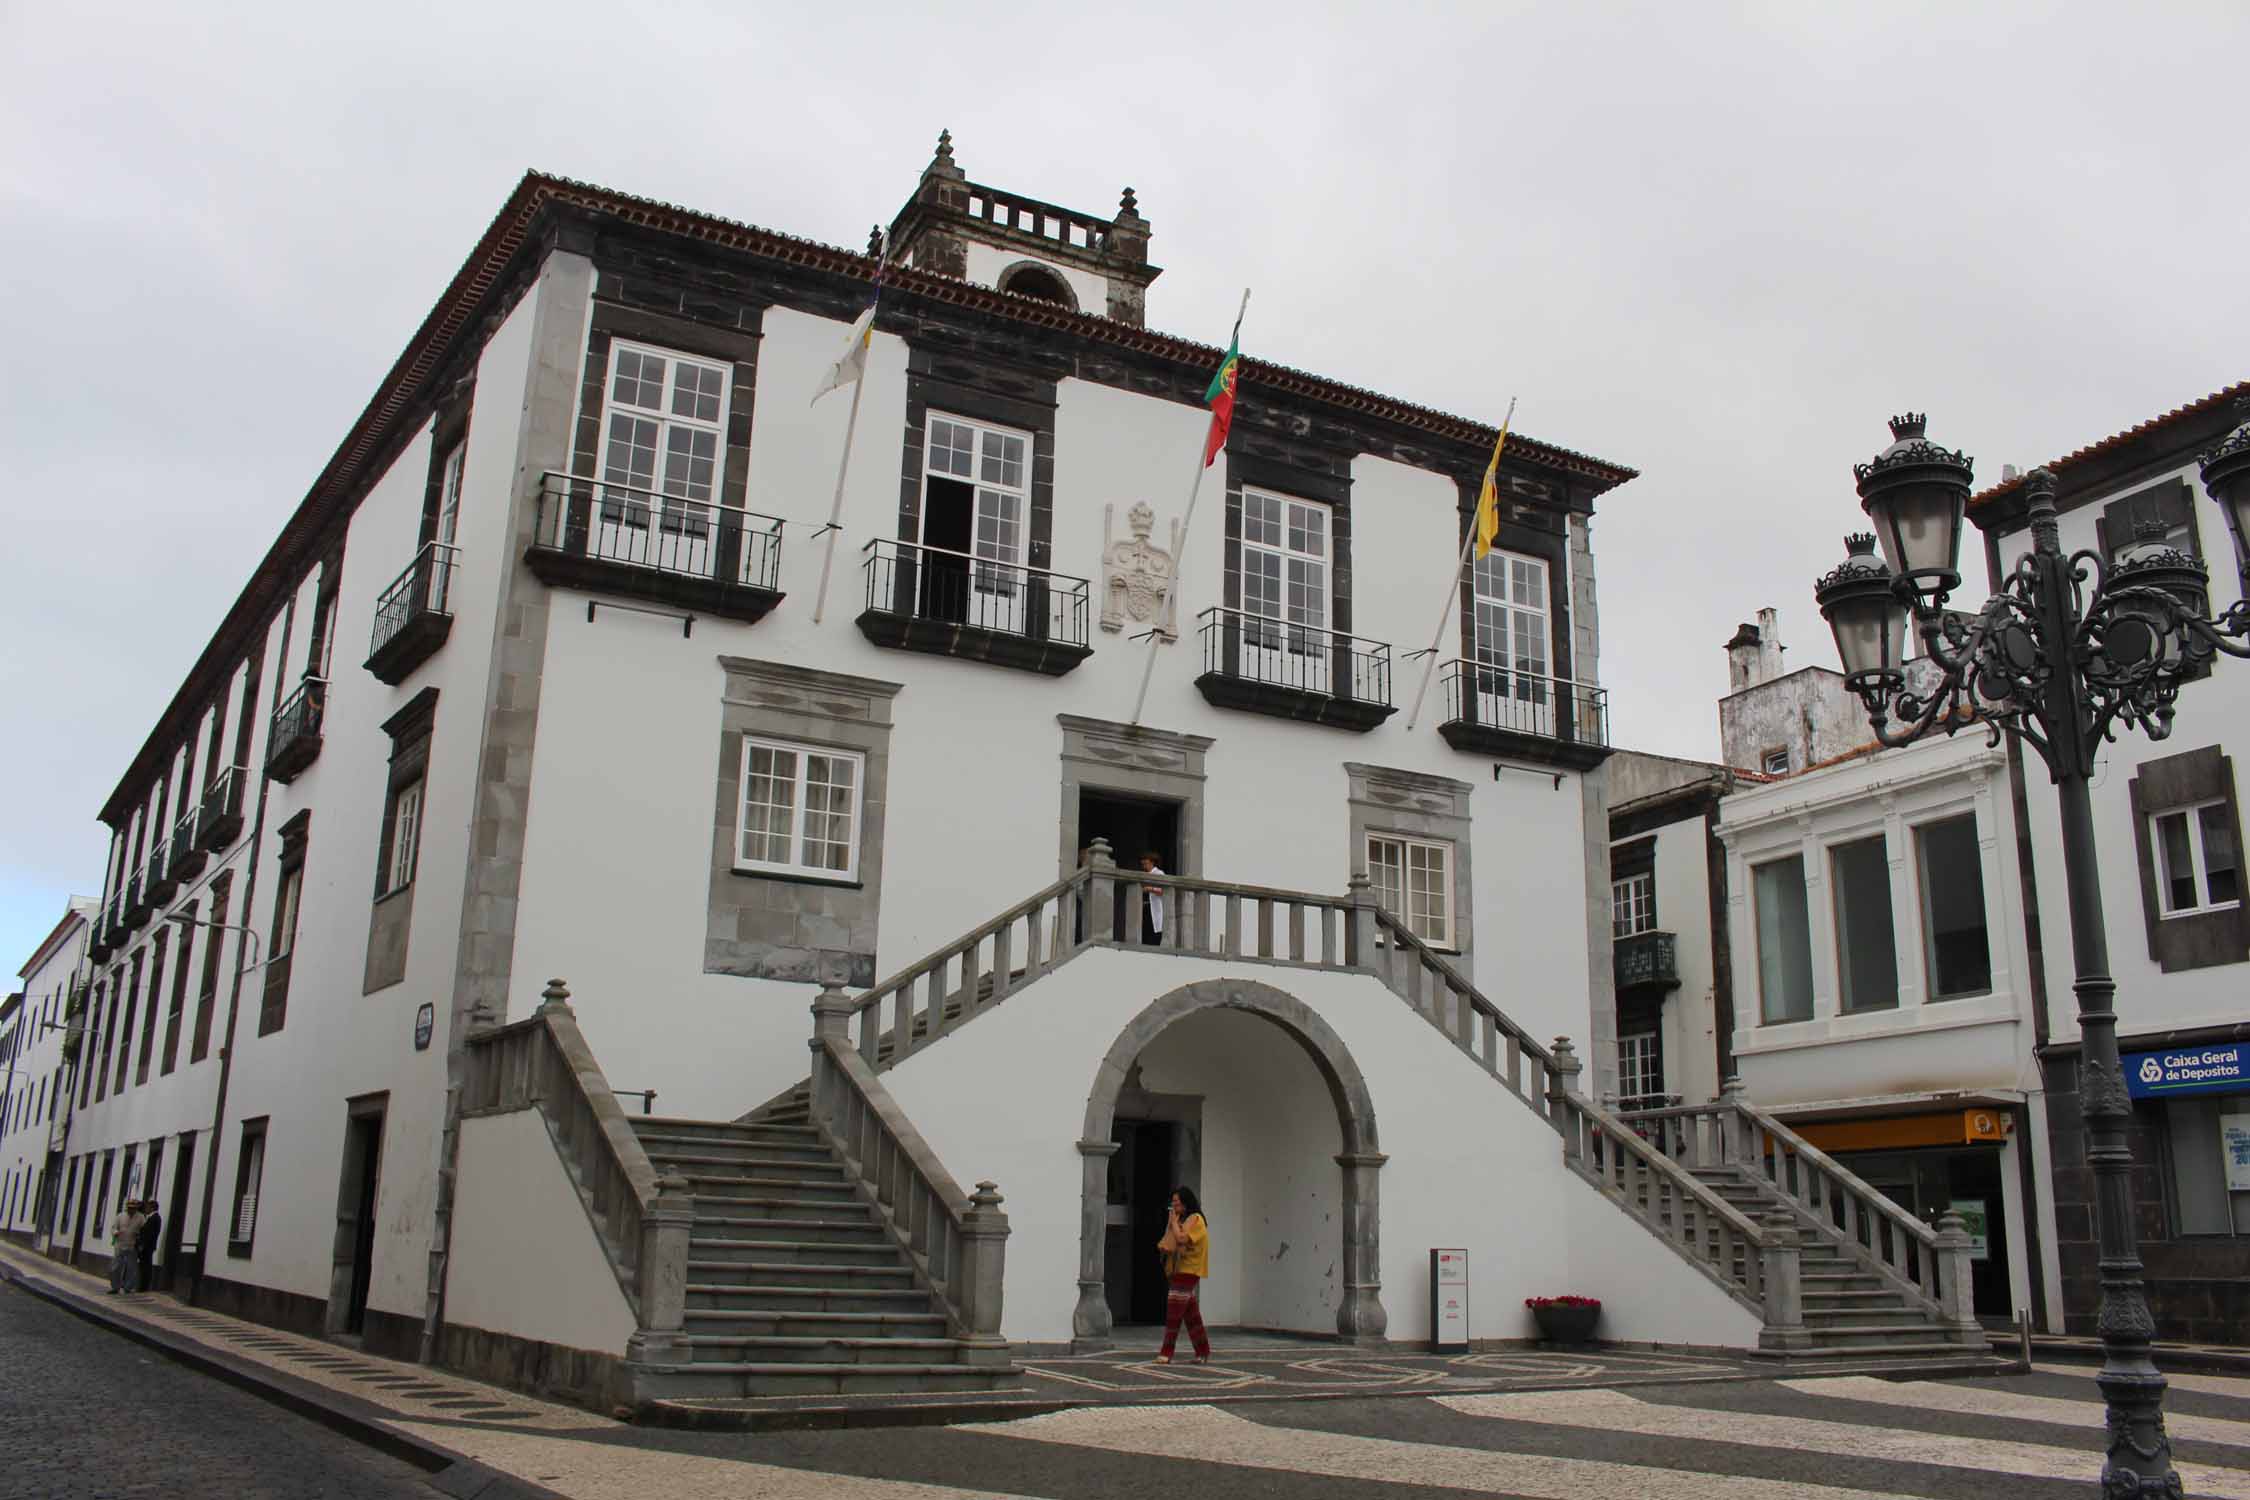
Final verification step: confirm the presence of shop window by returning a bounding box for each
[2163,1097,2249,1237]
[1916,814,1991,999]
[1831,835,1898,1013]
[1754,854,1814,1023]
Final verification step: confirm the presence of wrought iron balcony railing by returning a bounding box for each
[267,677,326,784]
[1435,659,1614,771]
[197,765,247,851]
[168,805,207,883]
[1193,607,1397,731]
[144,839,177,905]
[1614,929,1680,990]
[366,541,458,684]
[856,538,1093,675]
[528,473,785,624]
[121,870,149,931]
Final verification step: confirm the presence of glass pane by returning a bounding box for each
[928,418,974,478]
[2155,811,2198,912]
[672,360,724,423]
[611,348,665,411]
[1406,841,1449,945]
[980,430,1025,489]
[1753,856,1814,1023]
[740,744,798,866]
[799,754,857,872]
[2198,803,2240,907]
[1367,837,1405,923]
[1243,493,1281,548]
[1916,815,1991,998]
[1288,502,1326,558]
[1831,836,1898,1012]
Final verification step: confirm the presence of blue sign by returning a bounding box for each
[2124,1045,2247,1099]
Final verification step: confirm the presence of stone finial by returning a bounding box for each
[970,1180,1005,1210]
[1116,186,1142,223]
[1550,1037,1583,1088]
[867,223,884,257]
[537,978,571,1013]
[1088,837,1116,869]
[1761,1207,1799,1243]
[926,127,964,181]
[1346,871,1374,904]
[1720,1074,1746,1100]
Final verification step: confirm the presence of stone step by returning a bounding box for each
[645,1143,836,1171]
[690,1217,889,1248]
[1801,1322,1956,1347]
[1790,1339,1988,1360]
[678,1176,861,1204]
[685,1281,930,1313]
[682,1195,875,1225]
[1803,1304,1918,1324]
[681,1334,967,1366]
[635,1361,1020,1399]
[682,1309,951,1340]
[687,1236,901,1266]
[635,1115,788,1139]
[687,1256,918,1286]
[637,1122,822,1146]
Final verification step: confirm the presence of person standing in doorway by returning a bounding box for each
[1154,1185,1211,1364]
[135,1200,163,1295]
[1138,852,1167,947]
[108,1201,145,1295]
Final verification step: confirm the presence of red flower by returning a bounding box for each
[1524,1295,1602,1309]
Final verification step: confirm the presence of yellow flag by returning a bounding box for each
[1473,412,1513,560]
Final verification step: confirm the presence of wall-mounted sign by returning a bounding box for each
[1947,1198,1990,1262]
[2123,1045,2246,1100]
[2223,1114,2250,1194]
[1430,1247,1469,1352]
[413,1003,435,1052]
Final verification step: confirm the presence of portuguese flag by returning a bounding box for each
[1202,332,1240,468]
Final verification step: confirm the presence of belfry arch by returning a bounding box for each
[1071,978,1388,1346]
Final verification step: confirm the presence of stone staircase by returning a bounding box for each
[624,1116,1020,1398]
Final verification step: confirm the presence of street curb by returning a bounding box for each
[0,1261,567,1500]
[2031,1338,2250,1379]
[639,1352,2023,1433]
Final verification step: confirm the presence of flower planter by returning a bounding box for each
[1528,1300,1601,1344]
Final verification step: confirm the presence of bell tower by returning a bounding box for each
[883,130,1162,327]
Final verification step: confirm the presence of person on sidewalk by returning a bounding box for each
[108,1202,145,1295]
[1153,1185,1211,1364]
[135,1200,163,1294]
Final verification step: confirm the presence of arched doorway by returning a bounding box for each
[1072,978,1387,1346]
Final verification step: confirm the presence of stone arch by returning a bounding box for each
[1072,978,1387,1346]
[996,259,1080,311]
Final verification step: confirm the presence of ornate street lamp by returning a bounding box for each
[1815,411,2250,1498]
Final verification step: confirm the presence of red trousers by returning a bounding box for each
[1160,1273,1210,1359]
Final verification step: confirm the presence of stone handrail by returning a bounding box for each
[460,982,691,1345]
[1366,904,1565,1109]
[1625,1089,1946,1313]
[809,1003,1008,1346]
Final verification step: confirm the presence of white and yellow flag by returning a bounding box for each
[811,304,876,406]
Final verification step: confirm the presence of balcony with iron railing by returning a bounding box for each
[856,538,1094,676]
[1192,607,1397,732]
[1436,660,1614,772]
[267,678,326,784]
[167,804,207,884]
[365,541,458,684]
[144,837,178,906]
[197,765,247,851]
[527,473,785,625]
[121,870,149,932]
[1614,929,1680,991]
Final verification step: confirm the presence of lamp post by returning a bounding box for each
[1813,412,2250,1497]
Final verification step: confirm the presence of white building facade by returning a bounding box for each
[4,902,94,1251]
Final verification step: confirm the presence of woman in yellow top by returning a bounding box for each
[1155,1186,1211,1363]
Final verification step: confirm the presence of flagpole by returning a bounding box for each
[1405,396,1515,731]
[810,369,866,625]
[1130,287,1249,727]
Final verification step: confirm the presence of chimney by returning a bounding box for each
[1756,607,1786,682]
[1725,609,1788,692]
[2002,463,2020,482]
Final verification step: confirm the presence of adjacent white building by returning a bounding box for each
[3,900,96,1250]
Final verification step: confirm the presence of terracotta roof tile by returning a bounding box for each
[1970,379,2249,510]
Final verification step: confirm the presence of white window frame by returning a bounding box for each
[1611,871,1656,939]
[270,866,303,961]
[1366,832,1454,950]
[1470,547,1553,722]
[594,340,732,539]
[381,780,424,897]
[1618,1030,1663,1102]
[2150,798,2241,918]
[230,1126,265,1248]
[1762,747,1791,776]
[734,735,866,883]
[1238,489,1331,659]
[921,412,1029,597]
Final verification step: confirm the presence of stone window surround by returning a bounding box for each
[1221,448,1355,635]
[1723,751,2017,1058]
[226,1115,268,1258]
[705,657,901,988]
[1452,481,1574,686]
[2127,744,2249,973]
[894,346,1058,573]
[365,688,438,995]
[568,298,761,513]
[1055,715,1214,878]
[418,381,475,550]
[260,809,311,1038]
[1346,761,1474,974]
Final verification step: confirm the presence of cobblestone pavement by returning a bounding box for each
[0,1281,441,1499]
[8,1241,2248,1498]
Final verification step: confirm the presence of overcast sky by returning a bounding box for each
[3,1,2244,973]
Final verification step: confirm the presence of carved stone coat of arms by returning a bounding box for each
[1100,501,1180,640]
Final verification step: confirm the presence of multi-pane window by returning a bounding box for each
[271,866,303,961]
[1471,548,1551,725]
[597,342,729,542]
[1916,815,1992,998]
[1367,833,1453,949]
[1611,872,1656,939]
[229,1120,267,1255]
[736,737,864,881]
[1618,1030,1663,1104]
[2151,800,2241,917]
[1240,491,1330,661]
[381,780,424,897]
[924,414,1027,593]
[1753,855,1814,1023]
[1830,835,1899,1013]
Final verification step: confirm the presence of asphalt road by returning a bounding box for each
[0,1282,444,1499]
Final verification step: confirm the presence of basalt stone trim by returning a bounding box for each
[1055,716,1213,877]
[1344,762,1476,979]
[435,1319,625,1417]
[194,1270,331,1339]
[1072,977,1385,1346]
[706,657,903,987]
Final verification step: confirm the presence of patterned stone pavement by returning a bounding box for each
[12,1241,2247,1499]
